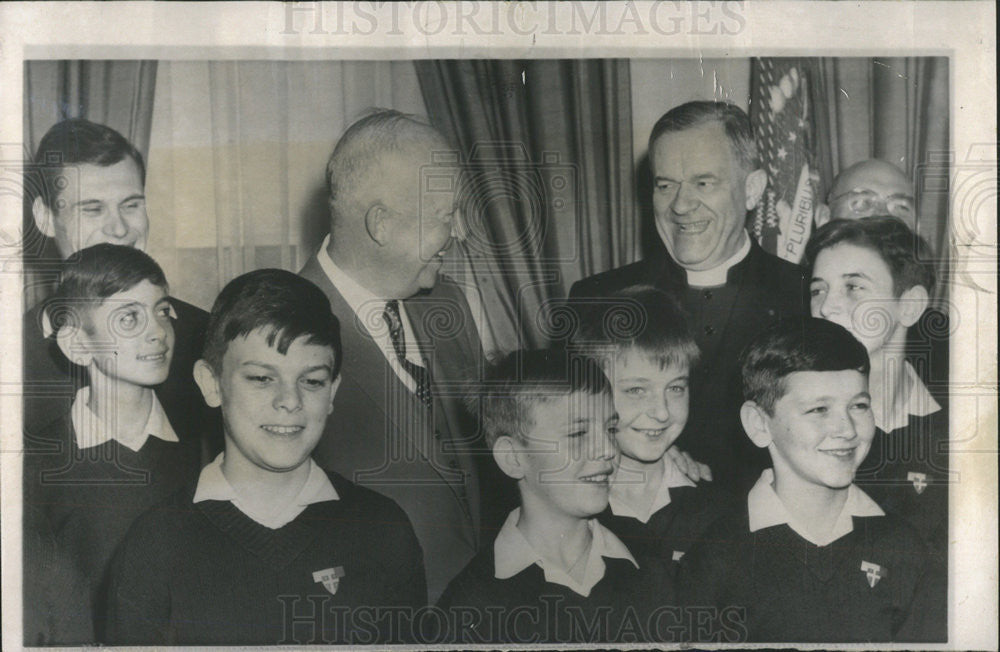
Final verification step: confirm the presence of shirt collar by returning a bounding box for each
[683,231,752,288]
[880,361,942,433]
[608,455,695,523]
[315,235,422,375]
[70,386,178,452]
[316,234,388,325]
[747,468,884,546]
[193,452,339,529]
[493,508,637,597]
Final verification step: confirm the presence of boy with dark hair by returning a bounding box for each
[23,117,217,463]
[575,286,737,564]
[23,243,201,645]
[677,317,941,642]
[806,216,948,557]
[437,349,675,645]
[105,269,426,646]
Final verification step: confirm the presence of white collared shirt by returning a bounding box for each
[684,231,752,288]
[70,386,178,452]
[193,452,339,529]
[879,361,942,433]
[747,468,884,547]
[493,508,638,597]
[608,455,695,523]
[315,234,423,393]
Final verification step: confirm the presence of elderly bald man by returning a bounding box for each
[299,110,510,603]
[821,159,915,226]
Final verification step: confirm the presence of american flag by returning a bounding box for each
[749,58,825,263]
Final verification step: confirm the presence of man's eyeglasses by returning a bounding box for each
[829,189,915,219]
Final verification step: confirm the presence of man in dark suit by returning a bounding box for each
[571,101,806,492]
[300,110,507,603]
[22,119,216,455]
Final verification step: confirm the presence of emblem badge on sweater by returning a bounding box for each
[313,567,345,595]
[907,471,928,494]
[860,561,886,588]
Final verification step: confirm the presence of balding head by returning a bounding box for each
[324,110,459,300]
[826,159,915,225]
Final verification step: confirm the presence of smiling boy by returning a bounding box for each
[105,269,425,645]
[676,317,940,642]
[437,349,675,644]
[576,287,737,564]
[806,217,947,554]
[23,244,201,645]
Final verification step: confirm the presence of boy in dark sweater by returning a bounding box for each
[677,317,942,643]
[576,286,738,565]
[105,269,426,645]
[437,349,677,645]
[22,244,202,645]
[806,217,948,559]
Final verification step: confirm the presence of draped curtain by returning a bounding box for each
[818,57,950,270]
[415,59,635,352]
[144,61,427,310]
[22,60,157,307]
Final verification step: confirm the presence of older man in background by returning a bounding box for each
[821,158,916,226]
[300,110,509,603]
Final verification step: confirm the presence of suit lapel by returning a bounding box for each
[300,255,450,485]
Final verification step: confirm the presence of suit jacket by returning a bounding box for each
[22,296,222,462]
[300,254,506,603]
[570,239,807,491]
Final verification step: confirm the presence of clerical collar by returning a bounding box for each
[683,233,752,288]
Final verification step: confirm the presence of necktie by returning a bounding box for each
[383,300,433,408]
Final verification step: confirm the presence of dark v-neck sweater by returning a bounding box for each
[436,544,677,645]
[598,482,739,565]
[105,471,426,646]
[22,412,201,646]
[676,510,944,643]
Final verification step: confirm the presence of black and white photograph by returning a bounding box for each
[1,2,996,649]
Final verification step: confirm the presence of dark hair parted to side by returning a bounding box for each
[741,317,870,415]
[574,285,700,371]
[804,216,936,295]
[648,100,759,173]
[44,243,167,335]
[201,269,342,378]
[472,349,611,449]
[33,119,146,209]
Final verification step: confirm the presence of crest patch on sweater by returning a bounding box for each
[907,471,928,494]
[860,560,886,588]
[313,566,345,595]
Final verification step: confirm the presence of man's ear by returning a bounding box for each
[364,203,389,246]
[740,401,773,449]
[55,324,93,368]
[897,285,930,328]
[193,359,222,408]
[744,168,768,210]
[492,436,525,481]
[326,375,343,415]
[815,203,831,228]
[32,196,56,238]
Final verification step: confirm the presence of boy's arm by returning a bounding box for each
[103,519,173,644]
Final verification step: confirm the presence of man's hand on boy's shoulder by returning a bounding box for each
[667,447,713,483]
